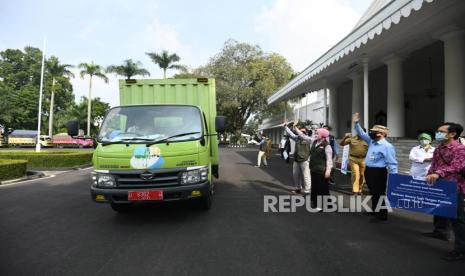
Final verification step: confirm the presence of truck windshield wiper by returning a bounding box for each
[146,132,200,147]
[101,137,156,146]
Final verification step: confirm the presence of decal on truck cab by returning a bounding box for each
[130,145,165,169]
[176,160,197,167]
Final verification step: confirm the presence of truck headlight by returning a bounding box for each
[180,166,208,184]
[93,173,116,188]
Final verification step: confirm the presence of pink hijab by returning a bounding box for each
[316,128,330,140]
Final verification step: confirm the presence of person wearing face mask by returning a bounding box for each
[353,112,398,222]
[291,124,333,207]
[284,119,313,194]
[340,129,369,195]
[306,128,333,208]
[425,122,465,261]
[409,133,435,180]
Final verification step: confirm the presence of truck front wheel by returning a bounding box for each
[198,193,212,210]
[110,202,133,213]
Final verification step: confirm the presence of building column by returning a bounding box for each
[383,54,405,137]
[362,57,370,128]
[348,72,363,134]
[437,27,465,124]
[327,85,338,137]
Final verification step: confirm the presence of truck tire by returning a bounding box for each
[198,193,212,210]
[110,202,133,213]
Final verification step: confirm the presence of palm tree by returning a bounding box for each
[146,50,185,78]
[106,59,150,80]
[46,56,74,137]
[78,62,108,136]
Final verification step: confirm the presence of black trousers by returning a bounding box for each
[365,167,388,219]
[433,216,451,236]
[311,172,330,207]
[452,193,465,253]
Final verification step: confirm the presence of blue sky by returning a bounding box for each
[0,0,372,106]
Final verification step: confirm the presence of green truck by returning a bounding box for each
[68,78,224,212]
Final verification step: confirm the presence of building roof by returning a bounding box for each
[352,0,393,30]
[268,0,436,105]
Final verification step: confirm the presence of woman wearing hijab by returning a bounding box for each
[409,133,435,180]
[308,128,333,207]
[293,127,334,207]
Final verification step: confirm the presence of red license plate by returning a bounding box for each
[128,190,163,201]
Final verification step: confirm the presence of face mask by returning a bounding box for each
[435,132,446,142]
[369,131,378,140]
[420,140,430,146]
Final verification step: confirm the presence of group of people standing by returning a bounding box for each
[255,111,465,261]
[282,119,336,208]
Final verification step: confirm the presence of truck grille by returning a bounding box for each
[114,169,184,189]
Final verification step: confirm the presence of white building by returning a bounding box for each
[260,90,328,146]
[264,0,465,140]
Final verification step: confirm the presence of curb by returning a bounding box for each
[27,164,93,171]
[0,170,46,185]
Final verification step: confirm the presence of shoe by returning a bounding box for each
[442,250,465,261]
[302,189,311,194]
[254,165,260,167]
[291,188,302,194]
[422,232,450,241]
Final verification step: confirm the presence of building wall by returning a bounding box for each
[368,65,388,127]
[336,81,353,136]
[404,41,445,138]
[332,41,445,139]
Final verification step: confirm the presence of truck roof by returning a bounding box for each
[9,130,37,137]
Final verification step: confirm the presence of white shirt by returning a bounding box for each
[279,139,286,149]
[409,145,435,179]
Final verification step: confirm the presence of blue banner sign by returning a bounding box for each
[387,173,457,219]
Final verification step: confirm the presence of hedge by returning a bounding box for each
[0,159,28,181]
[0,150,93,169]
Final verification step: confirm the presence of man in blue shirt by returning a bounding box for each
[353,112,398,222]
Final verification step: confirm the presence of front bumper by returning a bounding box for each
[90,181,211,203]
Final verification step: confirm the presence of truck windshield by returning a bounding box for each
[98,105,203,143]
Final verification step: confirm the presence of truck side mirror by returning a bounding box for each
[66,120,79,137]
[215,116,226,133]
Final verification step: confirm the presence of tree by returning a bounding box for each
[78,62,108,136]
[0,47,75,132]
[203,40,294,137]
[55,96,110,136]
[173,66,207,79]
[46,56,74,136]
[146,50,185,78]
[106,59,150,80]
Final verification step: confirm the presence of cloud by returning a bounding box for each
[69,67,119,107]
[130,18,198,78]
[254,0,361,71]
